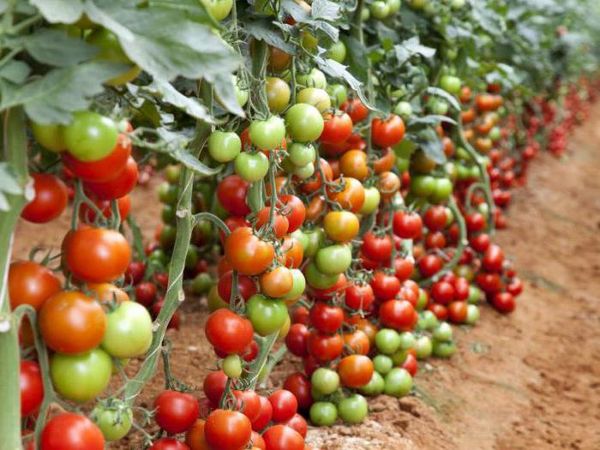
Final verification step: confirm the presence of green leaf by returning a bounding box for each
[0,0,8,14]
[341,35,369,83]
[310,0,340,22]
[84,0,240,82]
[425,87,460,112]
[0,163,23,212]
[0,61,30,84]
[0,61,126,124]
[314,55,374,110]
[21,29,98,67]
[408,115,457,128]
[394,37,436,66]
[245,19,296,54]
[281,0,339,41]
[155,128,222,176]
[413,128,445,164]
[143,80,215,123]
[30,0,84,23]
[212,74,246,118]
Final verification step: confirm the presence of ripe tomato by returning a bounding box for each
[286,323,309,357]
[379,299,417,331]
[205,309,254,355]
[373,147,396,174]
[393,211,423,239]
[418,254,443,278]
[327,177,365,212]
[281,236,304,269]
[492,292,515,313]
[233,390,261,422]
[39,290,106,354]
[361,232,393,263]
[252,395,273,431]
[307,331,343,362]
[343,329,370,355]
[224,227,274,276]
[370,271,401,300]
[260,266,293,298]
[262,425,304,450]
[255,207,289,238]
[338,354,374,388]
[320,112,353,144]
[155,391,200,435]
[84,156,138,200]
[218,271,257,301]
[64,227,131,283]
[185,420,208,450]
[448,301,468,323]
[300,158,333,194]
[21,174,68,223]
[63,133,131,182]
[217,175,250,216]
[20,360,43,416]
[394,258,414,282]
[345,283,374,311]
[279,194,306,233]
[203,370,227,405]
[482,244,505,272]
[341,98,368,123]
[149,439,190,450]
[430,281,455,305]
[284,413,308,438]
[8,261,61,310]
[283,372,312,411]
[323,210,359,243]
[423,206,447,231]
[268,389,298,422]
[371,115,405,147]
[339,149,369,180]
[41,413,105,450]
[204,409,252,450]
[309,302,344,334]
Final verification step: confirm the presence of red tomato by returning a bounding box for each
[286,323,309,357]
[234,390,262,422]
[84,156,138,200]
[149,438,190,450]
[205,309,254,355]
[428,303,448,321]
[203,370,228,406]
[448,301,468,323]
[418,254,443,278]
[268,389,298,423]
[402,353,418,376]
[307,331,344,362]
[393,211,423,239]
[320,112,353,144]
[155,390,200,434]
[344,283,375,311]
[394,258,414,281]
[361,232,393,263]
[430,281,455,305]
[255,207,289,238]
[217,175,250,216]
[218,271,257,302]
[469,233,491,253]
[337,354,374,388]
[379,299,417,331]
[8,261,61,311]
[251,395,273,432]
[309,302,344,334]
[279,195,306,233]
[371,115,405,147]
[370,271,401,300]
[20,361,43,416]
[224,227,275,276]
[79,195,131,223]
[284,414,308,438]
[492,292,516,313]
[204,409,252,450]
[340,98,369,123]
[41,413,104,450]
[482,244,505,272]
[21,173,68,223]
[262,425,305,450]
[283,373,313,411]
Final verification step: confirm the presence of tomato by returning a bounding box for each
[440,75,461,94]
[79,195,131,222]
[393,211,422,239]
[64,111,118,162]
[281,238,304,270]
[185,420,208,450]
[345,283,374,311]
[41,413,105,450]
[208,131,241,163]
[296,87,331,113]
[255,207,289,238]
[339,149,368,180]
[327,83,348,106]
[21,173,68,223]
[326,40,347,62]
[86,29,140,85]
[84,156,138,200]
[448,301,468,323]
[224,227,274,276]
[470,233,491,253]
[249,116,286,150]
[337,394,368,424]
[323,210,359,243]
[64,227,131,283]
[50,349,112,403]
[20,361,43,416]
[307,331,343,362]
[418,254,443,278]
[492,292,516,313]
[102,301,153,358]
[341,98,368,123]
[203,370,227,405]
[246,294,288,336]
[266,76,291,113]
[428,303,448,321]
[91,403,133,441]
[371,115,405,148]
[286,324,309,357]
[217,175,250,216]
[373,147,396,174]
[384,368,412,397]
[279,194,305,233]
[482,244,505,272]
[233,390,262,422]
[149,439,190,450]
[309,402,337,426]
[362,232,393,263]
[377,171,401,199]
[252,395,273,431]
[394,258,414,281]
[218,271,257,302]
[309,302,344,333]
[465,212,486,233]
[202,0,234,20]
[430,281,455,305]
[205,309,254,354]
[134,281,156,306]
[40,290,106,353]
[327,177,365,212]
[155,390,200,434]
[8,261,61,310]
[288,143,316,167]
[338,355,374,388]
[283,372,312,411]
[370,271,400,300]
[423,206,447,231]
[283,413,308,439]
[235,151,269,182]
[285,104,324,143]
[507,277,523,297]
[31,122,66,152]
[268,390,298,422]
[204,409,252,450]
[320,112,353,144]
[263,425,304,450]
[379,300,417,331]
[359,371,385,396]
[310,368,340,395]
[304,263,339,290]
[300,158,332,194]
[260,266,293,298]
[360,186,381,215]
[315,244,352,275]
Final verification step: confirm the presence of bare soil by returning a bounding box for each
[13,103,600,450]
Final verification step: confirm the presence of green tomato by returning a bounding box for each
[266,77,291,113]
[327,84,348,106]
[456,163,471,181]
[289,143,316,167]
[290,229,309,252]
[465,304,480,325]
[394,101,413,119]
[468,286,482,304]
[387,0,402,14]
[315,244,352,275]
[63,111,118,162]
[296,87,332,113]
[148,248,169,267]
[432,322,453,342]
[304,262,339,290]
[375,328,401,355]
[408,0,427,9]
[451,0,465,9]
[86,29,140,86]
[246,294,288,336]
[399,332,416,350]
[208,131,241,163]
[390,348,410,366]
[162,204,176,224]
[201,0,233,20]
[164,165,181,184]
[410,175,436,197]
[303,228,325,257]
[440,75,462,95]
[338,394,368,424]
[191,272,214,296]
[51,349,113,403]
[286,104,324,143]
[359,187,381,215]
[102,301,153,359]
[489,126,501,141]
[416,289,428,310]
[234,151,269,182]
[282,269,306,302]
[158,182,178,204]
[428,98,449,115]
[429,177,453,203]
[234,75,249,107]
[160,224,176,249]
[311,368,340,394]
[415,335,433,360]
[370,1,390,19]
[31,122,66,152]
[301,30,319,53]
[310,402,338,426]
[326,41,347,63]
[249,116,286,150]
[223,354,243,378]
[185,245,199,270]
[293,162,315,180]
[373,354,393,375]
[92,403,133,441]
[384,368,413,397]
[432,340,457,358]
[297,68,327,89]
[360,371,385,396]
[395,157,410,172]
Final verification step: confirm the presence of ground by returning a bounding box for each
[13,103,600,450]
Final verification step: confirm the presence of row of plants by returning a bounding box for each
[1,0,599,449]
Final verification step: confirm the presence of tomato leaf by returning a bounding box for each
[29,0,84,23]
[425,87,461,112]
[212,74,246,118]
[0,61,30,84]
[0,163,23,212]
[245,19,296,55]
[394,37,436,66]
[408,115,457,128]
[155,128,223,176]
[20,29,98,67]
[143,80,215,123]
[314,55,374,110]
[411,128,445,164]
[84,0,240,82]
[0,61,126,124]
[281,0,339,41]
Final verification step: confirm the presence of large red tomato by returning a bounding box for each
[205,309,254,355]
[84,156,138,200]
[204,409,252,450]
[224,227,274,276]
[21,174,68,223]
[8,261,61,310]
[41,413,105,450]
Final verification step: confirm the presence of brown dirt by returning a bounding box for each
[12,103,600,450]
